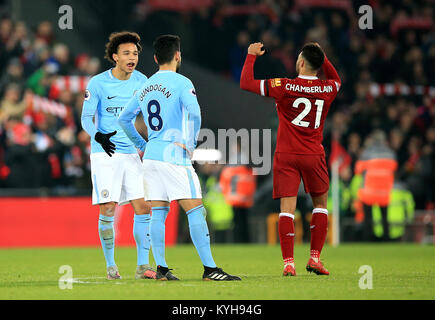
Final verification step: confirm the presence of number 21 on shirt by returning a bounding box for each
[291,98,324,129]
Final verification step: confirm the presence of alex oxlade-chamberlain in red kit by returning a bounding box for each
[240,42,341,276]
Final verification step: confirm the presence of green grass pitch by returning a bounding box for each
[0,244,434,300]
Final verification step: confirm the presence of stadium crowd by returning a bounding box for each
[0,0,434,231]
[0,17,98,191]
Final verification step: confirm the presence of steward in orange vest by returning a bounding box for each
[219,165,256,208]
[355,130,398,241]
[219,165,256,243]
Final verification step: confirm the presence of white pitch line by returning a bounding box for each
[68,277,124,285]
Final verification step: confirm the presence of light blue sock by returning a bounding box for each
[98,214,116,268]
[187,205,216,268]
[133,213,151,266]
[150,207,170,268]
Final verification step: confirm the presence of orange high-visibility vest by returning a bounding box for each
[219,166,256,208]
[355,159,398,207]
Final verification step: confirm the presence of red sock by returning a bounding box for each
[310,208,328,257]
[278,213,295,263]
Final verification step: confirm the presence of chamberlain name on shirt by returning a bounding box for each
[285,83,333,93]
[139,84,172,101]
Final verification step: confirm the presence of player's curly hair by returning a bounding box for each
[301,43,325,71]
[104,31,142,65]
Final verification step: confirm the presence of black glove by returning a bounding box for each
[95,131,117,157]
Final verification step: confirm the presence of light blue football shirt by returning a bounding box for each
[81,69,147,154]
[118,70,201,166]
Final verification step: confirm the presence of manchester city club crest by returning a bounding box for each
[101,189,109,198]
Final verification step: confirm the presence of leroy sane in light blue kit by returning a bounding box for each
[81,31,156,280]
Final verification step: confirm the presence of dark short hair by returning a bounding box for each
[153,35,181,65]
[104,31,142,65]
[301,43,325,71]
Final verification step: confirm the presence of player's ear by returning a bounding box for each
[154,55,158,65]
[112,53,118,64]
[175,51,181,62]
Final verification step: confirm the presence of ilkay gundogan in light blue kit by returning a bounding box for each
[118,34,241,281]
[81,32,156,280]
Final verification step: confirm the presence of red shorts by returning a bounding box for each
[273,152,329,199]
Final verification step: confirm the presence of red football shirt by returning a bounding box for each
[240,54,341,155]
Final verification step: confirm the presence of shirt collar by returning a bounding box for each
[298,75,318,80]
[108,68,132,81]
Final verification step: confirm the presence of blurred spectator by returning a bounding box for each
[73,54,90,76]
[6,21,31,60]
[22,38,51,76]
[425,44,435,85]
[86,57,101,76]
[389,128,407,166]
[4,122,38,188]
[423,126,435,208]
[26,61,58,96]
[272,40,295,75]
[346,132,362,167]
[306,14,329,46]
[355,130,398,241]
[48,43,72,76]
[230,31,250,82]
[327,164,355,237]
[201,163,234,243]
[35,21,54,46]
[403,134,434,209]
[220,142,256,243]
[253,30,287,79]
[370,182,415,241]
[0,58,25,97]
[31,112,58,187]
[0,17,14,70]
[0,84,29,122]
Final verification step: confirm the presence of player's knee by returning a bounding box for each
[181,199,203,211]
[131,199,151,215]
[100,202,116,217]
[312,203,328,211]
[137,201,151,215]
[311,191,328,208]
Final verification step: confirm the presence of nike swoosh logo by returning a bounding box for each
[107,96,117,99]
